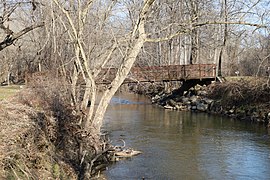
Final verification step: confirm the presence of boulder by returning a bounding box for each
[167,99,177,107]
[175,104,180,110]
[182,97,190,104]
[197,103,208,112]
[190,95,200,106]
[174,96,183,102]
[183,91,189,96]
[191,106,197,110]
[190,95,199,103]
[189,87,195,95]
[202,98,213,105]
[176,102,184,106]
[175,104,187,111]
[197,90,207,96]
[194,84,202,91]
[164,105,173,109]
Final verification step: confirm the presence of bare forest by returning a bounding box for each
[0,0,270,178]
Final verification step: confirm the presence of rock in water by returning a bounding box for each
[182,97,190,104]
[190,95,200,106]
[191,106,197,110]
[167,99,177,107]
[164,105,174,109]
[197,103,208,112]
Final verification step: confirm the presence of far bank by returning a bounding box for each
[129,76,270,127]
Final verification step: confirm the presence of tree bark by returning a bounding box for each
[91,0,155,132]
[189,0,199,65]
[218,0,228,77]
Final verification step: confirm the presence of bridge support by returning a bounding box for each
[171,78,214,96]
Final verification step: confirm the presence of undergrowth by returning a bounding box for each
[207,78,270,109]
[0,76,111,179]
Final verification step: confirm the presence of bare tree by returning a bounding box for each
[49,0,267,132]
[50,0,155,133]
[0,1,44,51]
[0,0,44,85]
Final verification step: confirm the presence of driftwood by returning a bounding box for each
[112,139,142,159]
[114,149,142,158]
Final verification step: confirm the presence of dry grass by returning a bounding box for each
[225,76,267,83]
[0,76,118,179]
[0,100,35,178]
[0,85,22,100]
[208,77,270,109]
[0,77,108,179]
[0,89,78,179]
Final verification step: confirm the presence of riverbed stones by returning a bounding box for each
[182,97,190,104]
[190,95,199,104]
[167,99,177,107]
[175,104,187,111]
[151,84,214,112]
[145,82,269,127]
[164,105,174,109]
[197,90,208,96]
[194,84,202,91]
[197,103,208,112]
[191,106,197,110]
[202,98,213,105]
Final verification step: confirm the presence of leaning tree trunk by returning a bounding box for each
[91,30,147,133]
[90,0,154,133]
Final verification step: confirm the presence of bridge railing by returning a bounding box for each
[130,64,216,82]
[95,64,216,84]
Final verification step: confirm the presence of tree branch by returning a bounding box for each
[146,29,190,43]
[146,21,267,43]
[0,22,44,51]
[194,21,267,28]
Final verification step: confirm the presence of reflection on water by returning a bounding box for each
[103,93,270,180]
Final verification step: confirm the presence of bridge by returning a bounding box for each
[96,64,216,84]
[26,64,216,85]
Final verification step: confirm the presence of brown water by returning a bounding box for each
[103,93,270,180]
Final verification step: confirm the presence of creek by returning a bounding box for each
[103,92,270,180]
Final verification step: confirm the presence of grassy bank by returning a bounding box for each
[0,85,22,100]
[0,87,78,179]
[207,76,270,125]
[209,76,269,110]
[0,81,114,179]
[131,76,270,126]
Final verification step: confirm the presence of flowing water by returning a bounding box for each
[103,93,270,180]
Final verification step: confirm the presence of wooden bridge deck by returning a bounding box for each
[97,64,216,84]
